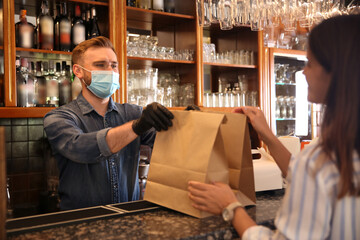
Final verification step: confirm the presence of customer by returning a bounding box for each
[188,14,360,239]
[44,37,174,210]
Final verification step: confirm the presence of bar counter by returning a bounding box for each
[7,190,284,239]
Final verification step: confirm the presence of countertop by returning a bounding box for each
[7,190,284,240]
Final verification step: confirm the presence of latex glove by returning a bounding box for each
[184,104,200,111]
[132,102,174,135]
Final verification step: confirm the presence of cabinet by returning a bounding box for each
[0,1,264,118]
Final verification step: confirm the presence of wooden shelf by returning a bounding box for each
[68,0,109,6]
[0,107,55,118]
[204,62,257,69]
[126,6,195,27]
[16,48,73,56]
[128,56,194,64]
[0,46,3,50]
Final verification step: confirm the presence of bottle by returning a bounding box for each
[72,4,86,49]
[153,0,164,11]
[54,2,61,50]
[72,76,82,100]
[127,0,136,7]
[38,0,54,50]
[85,9,91,39]
[34,61,47,106]
[15,9,35,48]
[45,61,59,107]
[59,2,71,52]
[138,0,152,9]
[88,7,101,39]
[27,61,35,107]
[164,0,175,12]
[59,62,72,106]
[16,57,28,107]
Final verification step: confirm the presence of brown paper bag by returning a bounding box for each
[220,113,256,206]
[144,110,255,218]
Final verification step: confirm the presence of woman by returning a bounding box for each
[188,14,360,239]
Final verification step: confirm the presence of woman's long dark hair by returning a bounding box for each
[309,14,360,198]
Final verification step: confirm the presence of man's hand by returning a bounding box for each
[132,102,174,135]
[184,104,200,111]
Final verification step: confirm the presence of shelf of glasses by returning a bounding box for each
[0,107,56,118]
[275,82,296,86]
[204,62,257,69]
[126,6,195,26]
[127,56,195,64]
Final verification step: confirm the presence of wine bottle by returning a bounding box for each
[72,4,86,48]
[38,0,54,50]
[59,63,72,106]
[86,9,91,40]
[45,61,59,107]
[27,61,35,107]
[34,61,47,106]
[88,7,101,39]
[15,9,35,48]
[54,3,61,50]
[153,0,164,11]
[16,57,28,107]
[59,2,71,52]
[164,0,175,13]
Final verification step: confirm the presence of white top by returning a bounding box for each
[243,142,360,240]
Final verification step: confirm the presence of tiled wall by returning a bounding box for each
[0,118,52,216]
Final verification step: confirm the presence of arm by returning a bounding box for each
[106,121,138,154]
[233,107,291,177]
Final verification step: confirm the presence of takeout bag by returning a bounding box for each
[144,110,255,218]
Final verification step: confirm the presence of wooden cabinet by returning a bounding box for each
[0,1,264,118]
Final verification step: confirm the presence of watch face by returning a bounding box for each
[222,209,231,222]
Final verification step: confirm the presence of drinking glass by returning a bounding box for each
[219,0,233,30]
[196,0,204,26]
[211,0,220,23]
[204,0,212,27]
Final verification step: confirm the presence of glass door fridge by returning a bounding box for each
[268,48,316,141]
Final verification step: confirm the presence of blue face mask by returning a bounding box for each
[78,65,120,99]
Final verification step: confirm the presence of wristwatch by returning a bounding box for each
[222,202,242,222]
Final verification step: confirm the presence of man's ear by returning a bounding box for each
[73,64,84,79]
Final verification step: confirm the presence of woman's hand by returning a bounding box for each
[232,106,274,144]
[188,181,238,215]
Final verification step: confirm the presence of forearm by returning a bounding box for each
[106,121,138,153]
[232,207,257,237]
[262,133,291,177]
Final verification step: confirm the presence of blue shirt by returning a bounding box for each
[44,93,156,210]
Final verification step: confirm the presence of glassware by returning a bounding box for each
[219,0,233,30]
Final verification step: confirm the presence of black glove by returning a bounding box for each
[184,104,200,111]
[132,102,174,135]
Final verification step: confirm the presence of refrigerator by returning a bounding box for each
[267,48,317,141]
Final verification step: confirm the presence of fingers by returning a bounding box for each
[145,103,174,131]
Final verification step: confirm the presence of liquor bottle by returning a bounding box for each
[27,61,35,107]
[59,62,72,106]
[153,0,164,11]
[15,9,35,48]
[85,9,91,40]
[59,2,71,51]
[164,0,175,12]
[38,0,54,50]
[45,61,59,107]
[54,2,61,50]
[72,4,86,49]
[16,57,28,107]
[72,76,82,100]
[34,61,47,106]
[88,7,101,39]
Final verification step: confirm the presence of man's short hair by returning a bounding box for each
[72,36,116,65]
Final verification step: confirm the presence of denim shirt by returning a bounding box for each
[43,93,155,210]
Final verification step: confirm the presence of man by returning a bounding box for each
[44,36,174,210]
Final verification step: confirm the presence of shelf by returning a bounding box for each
[276,118,296,121]
[127,56,195,68]
[126,6,195,27]
[0,107,56,118]
[16,48,73,55]
[275,82,296,86]
[68,0,109,6]
[204,62,257,69]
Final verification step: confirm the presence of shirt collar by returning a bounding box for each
[76,92,120,115]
